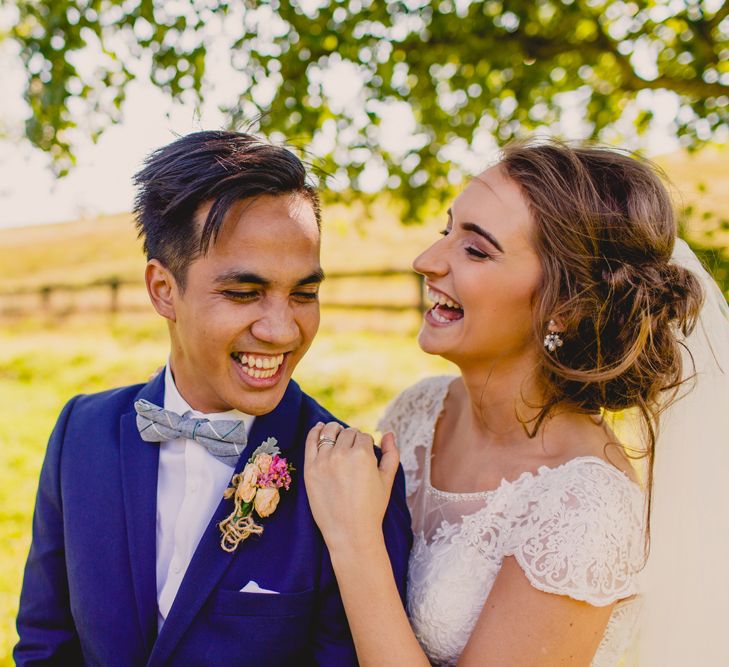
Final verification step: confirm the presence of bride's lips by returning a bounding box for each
[424,284,464,327]
[231,351,289,389]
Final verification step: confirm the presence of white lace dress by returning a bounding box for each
[379,376,646,667]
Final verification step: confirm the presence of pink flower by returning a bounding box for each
[257,454,292,490]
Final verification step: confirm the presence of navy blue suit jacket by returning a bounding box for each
[15,372,412,666]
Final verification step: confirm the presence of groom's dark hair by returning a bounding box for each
[133,130,321,288]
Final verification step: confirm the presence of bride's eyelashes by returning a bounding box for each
[465,246,491,260]
[439,228,492,260]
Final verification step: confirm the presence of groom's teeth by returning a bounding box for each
[235,352,286,378]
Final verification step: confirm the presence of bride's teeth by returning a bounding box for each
[432,309,449,323]
[426,287,461,309]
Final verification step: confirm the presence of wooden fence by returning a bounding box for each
[0,270,427,318]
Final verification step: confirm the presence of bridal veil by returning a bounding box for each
[638,238,729,665]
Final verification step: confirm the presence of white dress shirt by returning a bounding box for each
[156,364,255,628]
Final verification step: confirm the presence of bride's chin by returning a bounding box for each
[417,330,452,357]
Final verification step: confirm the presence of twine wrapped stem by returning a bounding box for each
[219,473,264,552]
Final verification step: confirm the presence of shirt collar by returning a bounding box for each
[163,363,255,434]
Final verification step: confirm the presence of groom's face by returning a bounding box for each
[161,193,322,415]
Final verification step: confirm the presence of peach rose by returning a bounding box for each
[236,463,258,503]
[254,487,280,517]
[255,453,274,475]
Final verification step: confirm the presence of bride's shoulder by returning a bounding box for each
[526,457,644,518]
[505,457,646,605]
[377,375,455,436]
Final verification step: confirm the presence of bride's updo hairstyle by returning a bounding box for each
[501,139,704,485]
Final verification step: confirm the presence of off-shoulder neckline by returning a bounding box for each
[422,376,644,501]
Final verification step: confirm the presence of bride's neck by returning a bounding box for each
[455,356,551,445]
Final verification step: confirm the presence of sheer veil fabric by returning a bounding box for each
[638,239,729,665]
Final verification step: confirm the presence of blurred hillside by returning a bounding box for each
[0,147,727,298]
[660,147,729,254]
[0,200,438,290]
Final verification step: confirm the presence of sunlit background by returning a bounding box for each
[0,0,727,662]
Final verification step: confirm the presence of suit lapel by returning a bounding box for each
[120,371,165,657]
[148,380,303,666]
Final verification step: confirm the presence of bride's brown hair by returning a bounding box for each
[500,139,704,530]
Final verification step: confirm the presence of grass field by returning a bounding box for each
[1,146,727,663]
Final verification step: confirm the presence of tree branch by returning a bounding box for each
[707,2,729,31]
[589,25,727,100]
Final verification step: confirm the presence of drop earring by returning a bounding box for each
[544,320,564,353]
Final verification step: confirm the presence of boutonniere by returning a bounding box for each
[219,437,294,553]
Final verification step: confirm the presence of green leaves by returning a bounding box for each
[238,501,253,518]
[6,0,728,224]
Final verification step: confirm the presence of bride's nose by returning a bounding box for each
[413,238,448,278]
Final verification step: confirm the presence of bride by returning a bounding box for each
[303,139,729,666]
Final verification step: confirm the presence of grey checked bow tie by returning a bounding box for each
[134,399,247,467]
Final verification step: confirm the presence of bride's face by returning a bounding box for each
[413,165,543,371]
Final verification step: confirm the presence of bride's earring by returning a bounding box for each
[543,320,564,353]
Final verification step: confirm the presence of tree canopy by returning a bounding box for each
[8,0,727,206]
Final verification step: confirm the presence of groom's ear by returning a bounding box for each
[145,259,178,322]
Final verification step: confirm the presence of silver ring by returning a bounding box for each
[317,436,337,450]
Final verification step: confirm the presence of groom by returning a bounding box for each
[15,131,411,666]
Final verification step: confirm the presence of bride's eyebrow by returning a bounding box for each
[448,209,504,253]
[460,222,504,253]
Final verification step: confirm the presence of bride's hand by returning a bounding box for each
[304,421,400,551]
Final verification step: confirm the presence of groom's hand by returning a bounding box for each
[304,421,400,551]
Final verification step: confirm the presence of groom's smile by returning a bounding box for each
[147,192,323,416]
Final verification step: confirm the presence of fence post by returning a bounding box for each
[109,277,120,314]
[40,286,52,312]
[414,272,425,313]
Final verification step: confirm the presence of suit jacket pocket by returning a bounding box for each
[211,588,315,617]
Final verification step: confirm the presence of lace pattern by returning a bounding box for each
[378,376,451,499]
[379,376,646,667]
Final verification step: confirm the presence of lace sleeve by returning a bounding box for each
[377,376,454,498]
[506,460,646,607]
